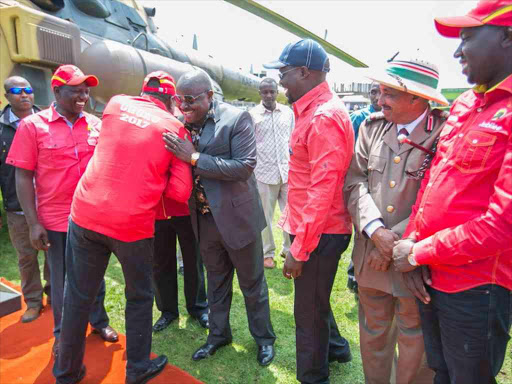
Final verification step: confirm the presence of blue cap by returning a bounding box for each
[264,39,330,72]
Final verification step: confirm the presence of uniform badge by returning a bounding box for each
[491,108,507,121]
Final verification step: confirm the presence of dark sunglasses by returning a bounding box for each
[173,90,209,106]
[8,87,33,95]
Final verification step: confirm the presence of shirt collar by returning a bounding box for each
[472,74,512,104]
[8,108,34,126]
[293,81,331,117]
[142,94,168,112]
[49,102,84,124]
[259,102,282,114]
[397,107,428,135]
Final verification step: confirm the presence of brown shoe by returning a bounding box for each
[21,307,41,323]
[92,325,119,342]
[264,258,275,269]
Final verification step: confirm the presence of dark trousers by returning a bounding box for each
[46,229,109,338]
[153,216,208,319]
[419,284,511,384]
[291,233,352,384]
[53,220,154,384]
[198,213,276,346]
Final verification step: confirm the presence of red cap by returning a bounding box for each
[141,71,176,96]
[435,1,512,38]
[51,64,99,89]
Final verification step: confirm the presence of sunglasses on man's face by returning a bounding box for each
[173,90,209,106]
[8,87,33,95]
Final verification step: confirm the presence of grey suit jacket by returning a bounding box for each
[189,101,266,250]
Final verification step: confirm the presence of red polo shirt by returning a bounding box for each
[6,105,100,232]
[404,75,512,293]
[278,82,354,262]
[71,95,192,242]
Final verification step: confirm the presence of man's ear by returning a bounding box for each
[502,26,512,48]
[300,66,310,79]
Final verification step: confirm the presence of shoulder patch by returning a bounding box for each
[366,111,385,122]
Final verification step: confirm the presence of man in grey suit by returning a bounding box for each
[164,70,276,366]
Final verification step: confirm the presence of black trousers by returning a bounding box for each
[198,213,276,346]
[291,233,352,384]
[152,216,208,319]
[54,220,154,384]
[46,230,109,338]
[419,284,511,384]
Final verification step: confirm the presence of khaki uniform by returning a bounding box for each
[344,108,447,384]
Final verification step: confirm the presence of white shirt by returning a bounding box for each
[250,102,294,185]
[364,107,429,237]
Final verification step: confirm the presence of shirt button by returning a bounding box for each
[389,180,396,188]
[477,107,482,112]
[386,205,395,213]
[427,183,432,187]
[442,158,448,163]
[394,156,401,164]
[468,260,473,263]
[458,133,464,138]
[472,139,478,144]
[419,208,424,213]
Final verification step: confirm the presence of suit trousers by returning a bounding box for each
[152,216,208,319]
[291,233,352,384]
[256,180,291,259]
[198,213,276,346]
[419,285,511,384]
[6,211,50,308]
[358,286,433,384]
[46,229,109,338]
[54,220,154,383]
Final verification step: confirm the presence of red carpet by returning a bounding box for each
[0,278,203,384]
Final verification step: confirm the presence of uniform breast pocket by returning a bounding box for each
[368,155,386,192]
[454,131,497,174]
[39,137,75,168]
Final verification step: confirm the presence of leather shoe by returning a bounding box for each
[196,313,209,329]
[92,325,119,342]
[152,315,177,333]
[257,345,275,366]
[21,307,41,323]
[192,342,230,361]
[125,355,167,384]
[328,349,352,364]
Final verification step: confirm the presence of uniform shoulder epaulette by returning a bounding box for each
[366,111,385,123]
[431,108,450,119]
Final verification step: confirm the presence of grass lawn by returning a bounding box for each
[0,205,510,384]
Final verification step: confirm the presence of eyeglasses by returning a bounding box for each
[173,90,209,106]
[8,87,33,95]
[278,67,300,80]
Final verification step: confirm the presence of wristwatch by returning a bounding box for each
[408,244,418,266]
[190,152,200,166]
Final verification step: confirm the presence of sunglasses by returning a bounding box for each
[8,87,33,95]
[173,90,209,106]
[278,67,300,80]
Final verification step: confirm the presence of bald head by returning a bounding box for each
[177,70,212,93]
[4,76,30,92]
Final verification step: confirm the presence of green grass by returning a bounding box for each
[0,206,510,384]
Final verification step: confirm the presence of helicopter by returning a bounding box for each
[0,0,365,113]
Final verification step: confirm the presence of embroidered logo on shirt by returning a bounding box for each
[491,108,507,121]
[478,121,502,131]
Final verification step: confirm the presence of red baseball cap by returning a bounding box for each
[141,71,176,96]
[51,64,99,89]
[435,0,512,38]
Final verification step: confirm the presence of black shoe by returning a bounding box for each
[257,345,275,366]
[328,349,352,364]
[152,315,177,333]
[178,266,184,276]
[125,355,168,384]
[192,342,230,361]
[196,313,209,329]
[74,365,86,383]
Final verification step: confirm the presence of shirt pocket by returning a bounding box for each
[453,130,497,174]
[368,155,386,192]
[38,136,76,169]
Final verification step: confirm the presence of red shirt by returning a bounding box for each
[6,105,100,232]
[278,82,354,262]
[71,95,192,242]
[155,197,190,220]
[404,75,512,293]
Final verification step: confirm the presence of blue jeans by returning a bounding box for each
[53,220,154,384]
[419,284,511,384]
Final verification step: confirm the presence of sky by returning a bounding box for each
[142,0,478,89]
